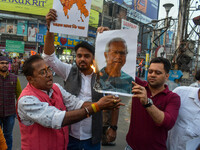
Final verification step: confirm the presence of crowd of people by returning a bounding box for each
[0,9,199,150]
[6,56,25,75]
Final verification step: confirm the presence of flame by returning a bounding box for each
[90,64,96,73]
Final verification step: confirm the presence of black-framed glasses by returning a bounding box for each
[0,62,9,65]
[38,67,53,77]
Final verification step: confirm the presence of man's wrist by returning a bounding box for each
[143,98,153,108]
[109,125,118,131]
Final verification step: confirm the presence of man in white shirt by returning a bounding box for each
[44,9,119,149]
[17,55,123,150]
[190,69,200,87]
[167,86,200,150]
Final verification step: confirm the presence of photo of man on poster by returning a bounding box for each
[94,29,138,96]
[28,24,38,42]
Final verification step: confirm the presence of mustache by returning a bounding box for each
[79,61,87,64]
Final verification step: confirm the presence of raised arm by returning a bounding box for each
[44,9,57,55]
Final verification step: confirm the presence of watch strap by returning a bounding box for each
[110,125,118,131]
[143,98,153,108]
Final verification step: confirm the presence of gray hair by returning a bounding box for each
[105,37,128,53]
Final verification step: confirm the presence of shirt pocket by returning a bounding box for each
[186,117,200,137]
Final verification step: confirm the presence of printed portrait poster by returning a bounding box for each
[94,29,138,97]
[6,24,17,34]
[17,21,28,36]
[28,23,38,42]
[50,0,92,37]
[0,23,6,33]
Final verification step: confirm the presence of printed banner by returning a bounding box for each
[28,23,38,42]
[5,40,25,53]
[0,23,6,33]
[89,9,99,28]
[0,0,53,16]
[17,21,28,36]
[121,19,138,29]
[50,0,92,37]
[114,0,159,24]
[91,0,103,13]
[6,24,17,34]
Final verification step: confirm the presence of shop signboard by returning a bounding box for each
[5,40,25,53]
[17,21,28,36]
[0,0,53,16]
[88,29,96,38]
[91,0,103,13]
[121,19,138,29]
[57,37,80,47]
[89,9,99,28]
[44,35,80,47]
[166,30,174,45]
[39,24,48,35]
[114,0,159,24]
[37,34,44,42]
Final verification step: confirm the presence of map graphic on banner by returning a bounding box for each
[50,0,92,37]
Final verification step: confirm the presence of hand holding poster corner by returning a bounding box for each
[94,29,138,97]
[50,0,92,37]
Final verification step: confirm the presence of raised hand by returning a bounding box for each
[132,81,148,105]
[46,9,57,30]
[97,26,110,33]
[97,95,124,110]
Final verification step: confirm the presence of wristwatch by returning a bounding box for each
[110,125,118,131]
[143,98,153,108]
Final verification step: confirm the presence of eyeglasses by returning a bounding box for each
[0,62,9,65]
[109,50,128,56]
[38,67,53,77]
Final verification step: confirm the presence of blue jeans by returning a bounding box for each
[68,135,101,150]
[0,114,16,150]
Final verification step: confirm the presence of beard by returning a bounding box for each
[76,60,92,71]
[0,67,8,73]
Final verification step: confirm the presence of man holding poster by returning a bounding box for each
[43,9,120,150]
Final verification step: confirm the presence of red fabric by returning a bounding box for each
[126,77,180,150]
[17,83,68,150]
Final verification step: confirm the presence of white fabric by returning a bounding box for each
[167,86,200,150]
[18,83,84,129]
[43,52,93,140]
[190,81,200,87]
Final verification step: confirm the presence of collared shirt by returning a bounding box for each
[43,52,93,140]
[126,77,180,150]
[190,81,200,87]
[18,83,84,129]
[0,72,22,100]
[167,86,200,150]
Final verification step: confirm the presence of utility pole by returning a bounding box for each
[175,0,190,54]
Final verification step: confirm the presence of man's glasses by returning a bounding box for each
[38,67,53,77]
[109,50,128,56]
[0,62,9,65]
